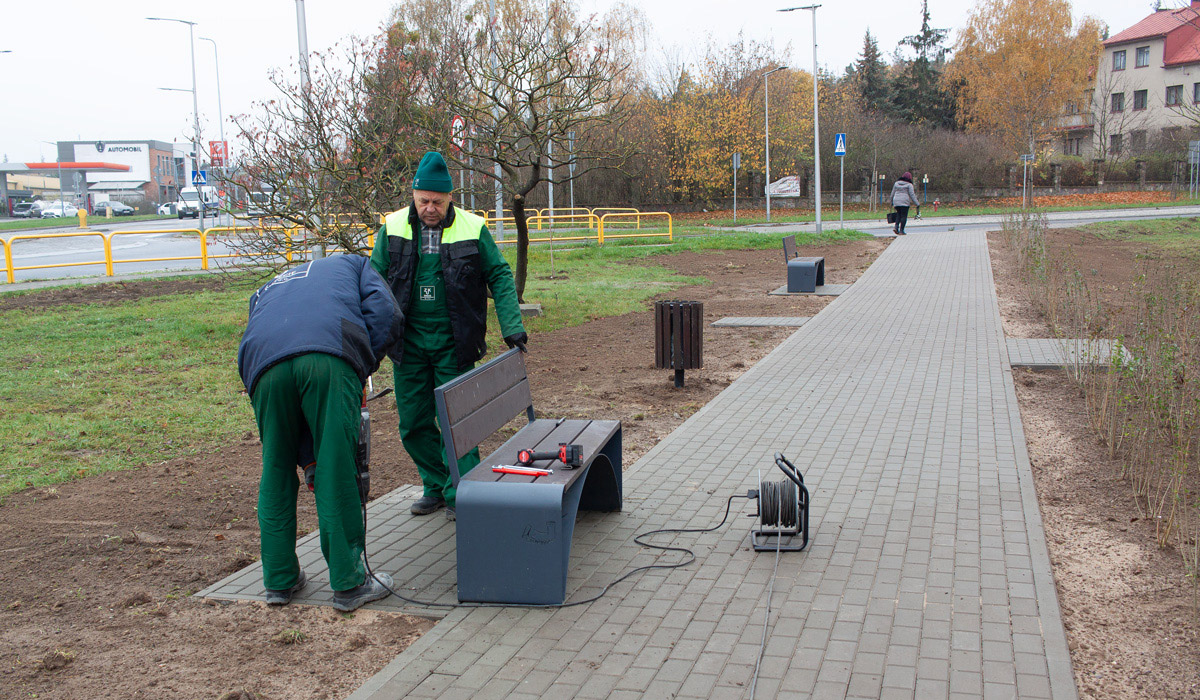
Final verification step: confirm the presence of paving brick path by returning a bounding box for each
[711,316,810,328]
[1006,338,1121,369]
[203,230,1076,699]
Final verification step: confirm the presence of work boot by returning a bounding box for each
[332,572,393,612]
[445,506,456,522]
[410,495,445,515]
[264,570,307,606]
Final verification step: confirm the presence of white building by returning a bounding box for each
[56,139,188,206]
[1060,1,1200,160]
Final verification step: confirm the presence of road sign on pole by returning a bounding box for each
[209,141,228,167]
[191,170,207,186]
[834,134,846,229]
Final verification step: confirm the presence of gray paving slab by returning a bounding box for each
[712,316,811,328]
[1006,338,1122,369]
[769,283,851,296]
[203,231,1076,699]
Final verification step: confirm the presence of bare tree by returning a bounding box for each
[1088,69,1152,175]
[218,31,429,272]
[401,0,644,301]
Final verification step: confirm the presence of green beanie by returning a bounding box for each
[412,151,453,193]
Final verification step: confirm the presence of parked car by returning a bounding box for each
[11,202,34,218]
[95,200,136,216]
[157,202,177,216]
[39,202,79,218]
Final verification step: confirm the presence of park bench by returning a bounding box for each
[782,234,825,293]
[433,348,623,605]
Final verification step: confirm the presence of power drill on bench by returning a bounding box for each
[516,443,583,469]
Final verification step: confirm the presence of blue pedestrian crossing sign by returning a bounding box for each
[191,170,207,186]
[834,133,847,157]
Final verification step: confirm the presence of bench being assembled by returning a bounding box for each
[782,234,825,293]
[433,348,623,604]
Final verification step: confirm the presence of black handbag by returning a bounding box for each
[886,212,897,224]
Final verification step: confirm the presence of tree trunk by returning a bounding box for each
[513,194,529,304]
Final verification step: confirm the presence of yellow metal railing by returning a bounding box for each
[107,228,206,272]
[5,231,115,283]
[591,207,643,230]
[597,212,672,244]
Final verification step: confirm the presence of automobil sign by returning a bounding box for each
[74,142,150,183]
[95,142,145,154]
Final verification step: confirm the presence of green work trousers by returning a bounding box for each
[394,328,480,508]
[251,353,367,592]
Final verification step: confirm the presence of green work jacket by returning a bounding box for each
[370,203,524,370]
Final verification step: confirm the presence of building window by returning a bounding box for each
[1167,84,1183,106]
[1134,90,1147,110]
[1113,50,1127,70]
[1112,92,1125,112]
[1194,83,1200,103]
[1130,130,1147,151]
[1110,133,1123,155]
[1062,136,1082,156]
[1135,46,1150,68]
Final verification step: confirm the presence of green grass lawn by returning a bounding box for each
[1079,217,1200,257]
[0,214,174,232]
[0,228,870,499]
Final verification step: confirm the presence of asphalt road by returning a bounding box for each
[2,206,1198,288]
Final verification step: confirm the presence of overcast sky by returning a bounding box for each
[0,0,1159,164]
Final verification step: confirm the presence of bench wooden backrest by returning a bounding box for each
[782,234,797,262]
[434,348,536,484]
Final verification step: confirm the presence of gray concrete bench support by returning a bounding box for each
[434,349,622,604]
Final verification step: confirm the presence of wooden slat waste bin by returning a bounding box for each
[654,300,703,387]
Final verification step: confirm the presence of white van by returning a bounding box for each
[176,186,218,219]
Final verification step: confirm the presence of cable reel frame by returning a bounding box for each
[751,453,810,552]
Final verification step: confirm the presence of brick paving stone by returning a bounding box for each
[213,232,1078,699]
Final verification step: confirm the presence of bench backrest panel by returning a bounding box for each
[782,234,797,262]
[434,348,535,481]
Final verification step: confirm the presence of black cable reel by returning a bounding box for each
[750,453,810,552]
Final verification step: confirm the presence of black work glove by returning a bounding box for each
[504,332,528,353]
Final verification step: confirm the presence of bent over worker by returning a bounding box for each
[371,151,526,521]
[238,254,403,611]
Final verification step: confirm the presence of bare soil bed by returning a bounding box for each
[0,237,887,699]
[989,228,1200,700]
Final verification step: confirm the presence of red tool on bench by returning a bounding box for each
[516,442,583,469]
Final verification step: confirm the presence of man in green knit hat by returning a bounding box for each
[371,150,527,520]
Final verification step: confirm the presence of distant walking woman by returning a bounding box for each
[890,172,920,235]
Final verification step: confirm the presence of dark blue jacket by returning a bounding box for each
[237,255,404,395]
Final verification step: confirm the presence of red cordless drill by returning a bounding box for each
[516,443,583,469]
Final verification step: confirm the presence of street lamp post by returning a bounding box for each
[763,66,786,223]
[779,5,822,233]
[198,37,225,164]
[200,36,225,227]
[148,16,204,230]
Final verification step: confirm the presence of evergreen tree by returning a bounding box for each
[854,30,889,110]
[891,0,956,128]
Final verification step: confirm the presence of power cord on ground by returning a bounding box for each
[360,493,753,610]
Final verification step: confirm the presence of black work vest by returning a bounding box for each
[383,204,489,370]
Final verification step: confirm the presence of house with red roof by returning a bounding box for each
[1063,1,1200,160]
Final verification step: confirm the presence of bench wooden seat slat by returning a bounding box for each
[448,381,535,459]
[433,349,623,604]
[441,350,531,420]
